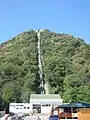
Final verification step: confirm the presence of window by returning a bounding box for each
[24,107,26,109]
[27,107,30,109]
[42,104,45,106]
[46,104,48,106]
[42,104,51,107]
[16,105,23,106]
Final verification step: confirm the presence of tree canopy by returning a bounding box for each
[41,30,90,103]
[0,29,90,103]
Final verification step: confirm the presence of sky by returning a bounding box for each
[0,0,90,44]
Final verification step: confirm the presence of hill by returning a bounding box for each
[0,29,90,103]
[0,30,38,102]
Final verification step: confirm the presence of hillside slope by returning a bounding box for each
[0,29,90,103]
[0,30,39,102]
[40,30,90,102]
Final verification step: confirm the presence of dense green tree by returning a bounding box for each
[41,30,90,103]
[0,29,90,103]
[0,30,38,102]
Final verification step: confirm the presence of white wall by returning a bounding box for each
[9,103,32,114]
[9,98,63,114]
[41,104,52,113]
[30,98,63,114]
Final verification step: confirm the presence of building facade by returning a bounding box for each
[30,94,63,114]
[53,102,90,119]
[9,94,63,114]
[9,103,31,114]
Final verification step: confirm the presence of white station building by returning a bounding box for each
[9,94,63,114]
[30,94,63,114]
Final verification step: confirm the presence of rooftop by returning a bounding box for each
[57,102,90,108]
[30,94,61,99]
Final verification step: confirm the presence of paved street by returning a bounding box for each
[1,115,78,120]
[1,116,78,120]
[7,115,48,120]
[23,116,78,120]
[24,116,47,120]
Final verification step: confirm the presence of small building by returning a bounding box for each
[53,102,90,119]
[9,103,31,114]
[30,94,63,114]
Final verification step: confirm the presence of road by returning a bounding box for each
[7,115,47,120]
[23,116,78,120]
[2,116,78,120]
[24,116,47,120]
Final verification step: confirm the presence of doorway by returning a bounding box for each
[33,104,41,113]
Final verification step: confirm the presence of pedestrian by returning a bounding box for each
[1,114,9,120]
[37,116,41,120]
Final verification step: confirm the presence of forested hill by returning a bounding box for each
[0,29,90,103]
[0,30,38,102]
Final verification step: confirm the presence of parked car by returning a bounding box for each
[48,115,59,120]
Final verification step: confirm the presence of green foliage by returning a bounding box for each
[0,30,38,102]
[0,29,90,103]
[2,83,15,102]
[41,30,90,103]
